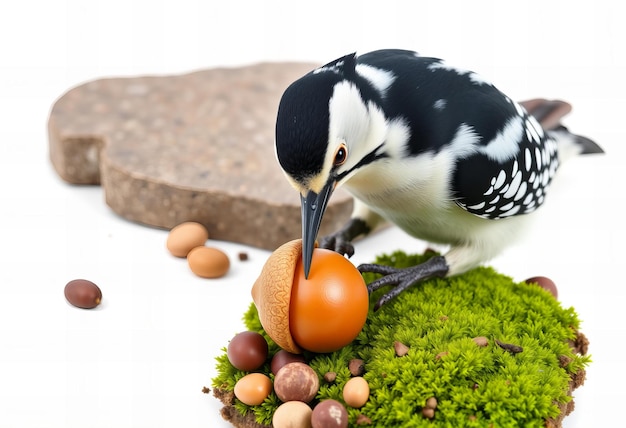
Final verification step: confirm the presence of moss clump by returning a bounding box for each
[212,251,590,427]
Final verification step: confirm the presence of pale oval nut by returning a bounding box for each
[472,336,489,347]
[166,222,209,257]
[273,362,319,403]
[342,376,370,408]
[425,396,438,409]
[187,246,230,278]
[272,401,313,428]
[422,406,435,419]
[233,373,272,406]
[251,239,303,353]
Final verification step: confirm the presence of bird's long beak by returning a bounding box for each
[301,180,334,279]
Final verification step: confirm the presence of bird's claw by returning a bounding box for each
[319,234,355,258]
[359,256,449,311]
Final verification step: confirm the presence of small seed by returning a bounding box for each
[472,336,488,347]
[435,351,449,360]
[425,396,438,409]
[349,358,365,376]
[422,407,435,419]
[394,341,409,357]
[356,414,372,425]
[495,339,523,354]
[323,371,337,383]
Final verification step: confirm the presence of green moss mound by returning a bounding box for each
[212,251,590,427]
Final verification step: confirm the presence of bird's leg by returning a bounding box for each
[359,255,449,310]
[319,217,371,258]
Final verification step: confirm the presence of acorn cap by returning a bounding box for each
[251,239,303,354]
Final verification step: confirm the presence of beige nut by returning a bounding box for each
[251,239,303,354]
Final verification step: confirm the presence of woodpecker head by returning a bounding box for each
[275,53,389,278]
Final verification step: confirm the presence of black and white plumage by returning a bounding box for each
[275,49,603,309]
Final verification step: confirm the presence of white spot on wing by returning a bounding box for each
[526,119,540,142]
[448,123,480,158]
[503,170,522,199]
[499,204,520,217]
[427,60,490,85]
[468,202,486,210]
[479,116,524,162]
[493,170,506,189]
[433,99,447,110]
[514,181,527,201]
[523,193,534,205]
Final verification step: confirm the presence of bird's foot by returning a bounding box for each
[318,218,371,258]
[359,255,449,311]
[319,233,355,258]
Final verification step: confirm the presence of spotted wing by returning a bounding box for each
[452,103,559,219]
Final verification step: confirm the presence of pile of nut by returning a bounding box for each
[166,222,232,278]
[227,331,372,428]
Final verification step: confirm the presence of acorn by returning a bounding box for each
[252,239,369,355]
[251,239,303,354]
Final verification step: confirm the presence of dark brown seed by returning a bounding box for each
[64,279,102,309]
[323,371,337,383]
[238,252,249,261]
[495,339,523,354]
[349,358,365,376]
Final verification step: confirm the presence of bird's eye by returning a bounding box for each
[334,145,347,166]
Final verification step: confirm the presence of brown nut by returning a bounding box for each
[166,222,209,257]
[251,239,303,353]
[312,399,348,428]
[271,349,307,375]
[64,279,102,309]
[274,362,319,403]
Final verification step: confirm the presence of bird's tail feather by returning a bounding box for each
[519,98,604,161]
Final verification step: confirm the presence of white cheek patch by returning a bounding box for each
[383,117,411,159]
[328,82,370,149]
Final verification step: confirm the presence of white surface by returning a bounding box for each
[1,1,624,426]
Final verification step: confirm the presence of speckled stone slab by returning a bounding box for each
[48,63,353,250]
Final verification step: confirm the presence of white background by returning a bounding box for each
[1,1,624,427]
